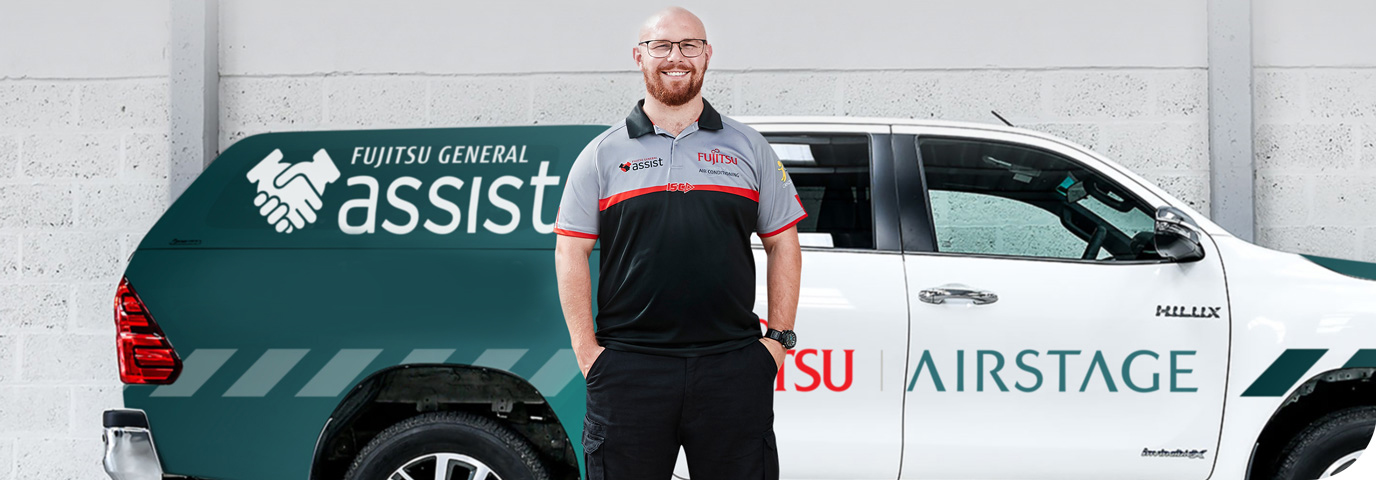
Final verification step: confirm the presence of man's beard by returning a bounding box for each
[643,66,704,107]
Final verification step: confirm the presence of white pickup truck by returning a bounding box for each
[101,118,1374,480]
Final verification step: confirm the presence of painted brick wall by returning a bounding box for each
[220,68,1209,210]
[1253,69,1376,260]
[0,1,171,477]
[3,1,1375,478]
[1253,1,1376,261]
[220,68,1209,270]
[0,72,171,480]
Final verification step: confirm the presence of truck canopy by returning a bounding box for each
[142,125,608,250]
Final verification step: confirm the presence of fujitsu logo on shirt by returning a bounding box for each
[697,148,739,165]
[620,157,663,172]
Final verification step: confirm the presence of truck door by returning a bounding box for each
[893,128,1229,480]
[674,125,910,479]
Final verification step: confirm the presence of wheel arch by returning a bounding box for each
[1247,367,1376,479]
[308,363,579,480]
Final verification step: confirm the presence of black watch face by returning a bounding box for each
[782,330,797,348]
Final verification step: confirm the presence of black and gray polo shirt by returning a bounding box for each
[555,99,807,357]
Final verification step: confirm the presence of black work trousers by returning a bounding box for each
[582,339,779,480]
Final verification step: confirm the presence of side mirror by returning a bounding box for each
[1154,206,1205,262]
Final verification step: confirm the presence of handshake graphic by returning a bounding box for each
[245,148,342,233]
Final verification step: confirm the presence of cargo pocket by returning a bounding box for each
[583,418,607,480]
[763,428,780,480]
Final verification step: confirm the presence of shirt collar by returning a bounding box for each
[625,98,723,138]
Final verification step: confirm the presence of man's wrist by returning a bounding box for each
[574,339,601,354]
[764,328,796,349]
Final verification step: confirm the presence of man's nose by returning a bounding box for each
[665,43,688,61]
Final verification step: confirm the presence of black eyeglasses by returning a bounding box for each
[638,39,708,58]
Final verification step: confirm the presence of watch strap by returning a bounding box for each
[765,328,796,349]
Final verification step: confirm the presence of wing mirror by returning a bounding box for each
[1154,206,1205,262]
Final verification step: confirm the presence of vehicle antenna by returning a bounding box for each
[991,110,1014,127]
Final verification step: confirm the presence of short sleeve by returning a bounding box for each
[554,139,601,239]
[755,143,808,237]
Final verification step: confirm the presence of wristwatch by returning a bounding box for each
[764,328,796,349]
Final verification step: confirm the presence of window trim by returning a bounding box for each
[901,131,1178,265]
[757,130,900,253]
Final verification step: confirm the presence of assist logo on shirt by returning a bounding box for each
[620,157,663,172]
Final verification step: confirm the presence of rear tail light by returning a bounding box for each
[115,277,182,384]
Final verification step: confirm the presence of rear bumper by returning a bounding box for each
[102,409,165,480]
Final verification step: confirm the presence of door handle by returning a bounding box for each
[919,284,999,305]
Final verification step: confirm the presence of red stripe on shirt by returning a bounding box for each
[761,212,808,238]
[554,227,598,239]
[599,185,669,211]
[691,184,760,202]
[598,184,760,211]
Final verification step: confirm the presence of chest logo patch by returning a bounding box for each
[620,157,663,172]
[668,182,695,193]
[698,148,740,166]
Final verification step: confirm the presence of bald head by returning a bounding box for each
[638,7,707,42]
[634,6,711,108]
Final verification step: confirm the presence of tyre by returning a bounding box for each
[344,411,549,480]
[1273,406,1375,479]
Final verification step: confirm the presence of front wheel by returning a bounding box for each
[1273,406,1374,479]
[344,411,549,480]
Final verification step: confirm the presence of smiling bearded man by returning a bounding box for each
[638,17,705,107]
[553,5,805,480]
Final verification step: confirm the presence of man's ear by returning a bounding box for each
[632,46,643,67]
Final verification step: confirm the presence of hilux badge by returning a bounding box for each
[1155,305,1222,318]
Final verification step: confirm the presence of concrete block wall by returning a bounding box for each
[1253,69,1376,259]
[1,0,1373,477]
[222,68,1208,255]
[0,52,171,480]
[1252,1,1376,260]
[218,3,1212,258]
[0,2,170,478]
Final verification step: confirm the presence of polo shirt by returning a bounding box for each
[554,99,807,357]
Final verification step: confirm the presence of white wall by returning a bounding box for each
[1255,0,1376,68]
[0,1,170,478]
[219,0,1212,217]
[1253,0,1376,260]
[0,1,169,78]
[3,1,1376,478]
[219,0,1206,75]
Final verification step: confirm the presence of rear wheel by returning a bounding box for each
[1273,406,1374,479]
[344,411,549,480]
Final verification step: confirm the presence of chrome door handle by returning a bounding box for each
[919,285,999,305]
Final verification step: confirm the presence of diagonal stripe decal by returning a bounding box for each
[224,349,308,397]
[145,348,586,398]
[528,349,579,398]
[400,349,456,365]
[471,348,528,371]
[1241,349,1328,397]
[150,349,236,397]
[1343,349,1376,368]
[295,349,382,397]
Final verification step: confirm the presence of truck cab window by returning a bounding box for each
[917,137,1160,261]
[766,134,874,249]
